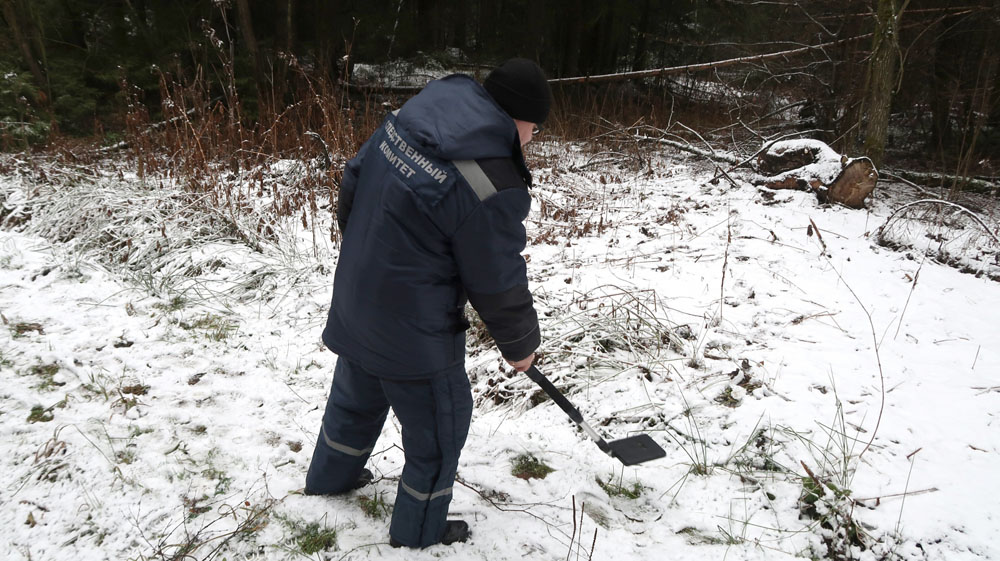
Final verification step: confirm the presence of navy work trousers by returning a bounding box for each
[305,357,473,548]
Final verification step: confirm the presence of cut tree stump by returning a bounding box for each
[755,139,878,208]
[825,158,878,208]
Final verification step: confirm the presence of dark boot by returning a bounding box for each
[304,468,374,496]
[440,520,471,545]
[390,520,470,548]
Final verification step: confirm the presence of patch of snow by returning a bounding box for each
[1,143,998,561]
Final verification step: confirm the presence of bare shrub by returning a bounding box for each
[877,199,1000,281]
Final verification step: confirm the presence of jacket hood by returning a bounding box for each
[394,74,518,161]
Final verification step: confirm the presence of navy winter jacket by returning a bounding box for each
[322,74,540,378]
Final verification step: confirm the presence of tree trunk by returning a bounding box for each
[1,0,48,101]
[418,0,440,51]
[452,0,467,49]
[234,0,267,106]
[632,0,651,71]
[949,40,998,198]
[276,0,295,54]
[274,0,295,109]
[563,6,582,77]
[599,8,619,74]
[862,0,908,168]
[528,0,546,61]
[479,0,497,53]
[929,27,954,151]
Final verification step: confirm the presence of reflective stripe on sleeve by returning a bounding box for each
[321,424,374,457]
[454,159,497,201]
[401,480,453,501]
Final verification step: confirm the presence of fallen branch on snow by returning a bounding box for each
[884,168,999,196]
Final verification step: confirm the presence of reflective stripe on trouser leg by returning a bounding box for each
[401,480,453,501]
[320,423,374,457]
[305,358,389,494]
[383,367,473,548]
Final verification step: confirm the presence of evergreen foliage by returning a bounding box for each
[0,0,995,172]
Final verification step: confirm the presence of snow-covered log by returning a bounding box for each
[755,139,877,208]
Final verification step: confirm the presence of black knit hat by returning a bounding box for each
[483,58,552,124]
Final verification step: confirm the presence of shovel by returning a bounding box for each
[525,365,666,466]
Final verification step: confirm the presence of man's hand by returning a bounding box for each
[506,352,535,372]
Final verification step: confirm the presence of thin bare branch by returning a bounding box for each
[549,33,875,85]
[881,199,1000,247]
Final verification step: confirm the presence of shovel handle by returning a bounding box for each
[525,366,614,456]
[524,366,584,425]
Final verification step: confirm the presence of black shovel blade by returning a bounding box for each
[608,434,666,466]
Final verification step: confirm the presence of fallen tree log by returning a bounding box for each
[755,139,877,208]
[547,33,875,85]
[883,168,999,196]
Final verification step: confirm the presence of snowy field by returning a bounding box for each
[1,142,998,561]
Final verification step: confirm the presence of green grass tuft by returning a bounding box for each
[116,448,137,465]
[293,521,338,555]
[0,350,14,370]
[153,296,186,312]
[511,453,554,480]
[358,491,391,519]
[201,466,233,495]
[182,495,212,519]
[715,387,741,407]
[27,405,54,423]
[29,363,64,391]
[596,476,643,499]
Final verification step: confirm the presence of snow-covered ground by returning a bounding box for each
[1,143,998,561]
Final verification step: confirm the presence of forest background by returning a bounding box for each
[1,0,998,192]
[3,3,1000,560]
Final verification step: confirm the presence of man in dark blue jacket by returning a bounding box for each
[305,59,551,548]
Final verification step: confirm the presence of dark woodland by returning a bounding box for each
[1,0,997,188]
